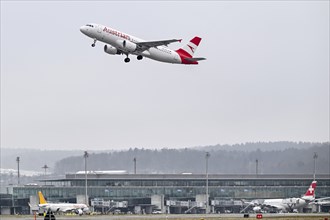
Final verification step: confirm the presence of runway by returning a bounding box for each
[1,213,330,220]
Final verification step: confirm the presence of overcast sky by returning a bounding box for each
[1,1,329,150]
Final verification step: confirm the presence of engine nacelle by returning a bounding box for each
[253,206,262,213]
[104,45,120,55]
[115,40,137,52]
[75,209,83,215]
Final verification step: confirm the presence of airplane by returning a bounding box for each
[241,181,318,213]
[37,191,89,215]
[80,23,206,64]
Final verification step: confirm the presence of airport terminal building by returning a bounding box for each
[2,173,330,214]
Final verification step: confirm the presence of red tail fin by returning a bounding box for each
[176,36,204,64]
[304,181,317,197]
[176,36,202,58]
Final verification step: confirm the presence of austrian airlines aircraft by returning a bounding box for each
[80,23,206,64]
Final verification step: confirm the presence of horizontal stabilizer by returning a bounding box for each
[184,57,206,62]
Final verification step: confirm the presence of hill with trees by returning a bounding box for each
[53,142,329,175]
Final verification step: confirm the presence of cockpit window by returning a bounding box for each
[86,24,94,28]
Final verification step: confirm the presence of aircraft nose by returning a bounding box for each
[80,26,87,34]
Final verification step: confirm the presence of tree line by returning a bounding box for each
[54,142,330,175]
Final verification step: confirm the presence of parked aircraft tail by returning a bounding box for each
[302,181,317,200]
[38,191,48,204]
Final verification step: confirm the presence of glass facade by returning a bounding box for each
[12,174,330,202]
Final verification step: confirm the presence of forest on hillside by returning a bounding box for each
[54,142,329,175]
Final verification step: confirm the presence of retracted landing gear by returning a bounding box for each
[91,38,97,47]
[137,55,143,60]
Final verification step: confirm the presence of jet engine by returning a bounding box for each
[253,206,262,213]
[75,209,83,215]
[104,45,121,55]
[116,40,137,52]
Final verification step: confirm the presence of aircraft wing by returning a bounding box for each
[61,208,85,215]
[136,39,182,48]
[60,208,73,212]
[59,207,83,214]
[265,204,282,209]
[263,204,287,211]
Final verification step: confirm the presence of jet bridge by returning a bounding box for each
[166,200,205,214]
[211,199,244,213]
[91,198,127,214]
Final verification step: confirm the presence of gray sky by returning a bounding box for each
[1,1,329,150]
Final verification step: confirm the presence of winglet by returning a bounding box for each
[38,191,47,204]
[179,39,182,43]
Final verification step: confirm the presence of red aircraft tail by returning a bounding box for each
[176,36,205,64]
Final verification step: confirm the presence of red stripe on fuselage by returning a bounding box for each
[175,49,198,65]
[176,48,192,58]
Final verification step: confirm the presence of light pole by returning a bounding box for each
[133,157,137,174]
[205,152,210,214]
[42,164,49,185]
[256,159,258,177]
[16,157,20,185]
[84,151,89,205]
[313,152,318,181]
[42,164,49,176]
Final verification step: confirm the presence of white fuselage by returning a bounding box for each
[80,23,182,64]
[39,202,89,214]
[262,198,308,211]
